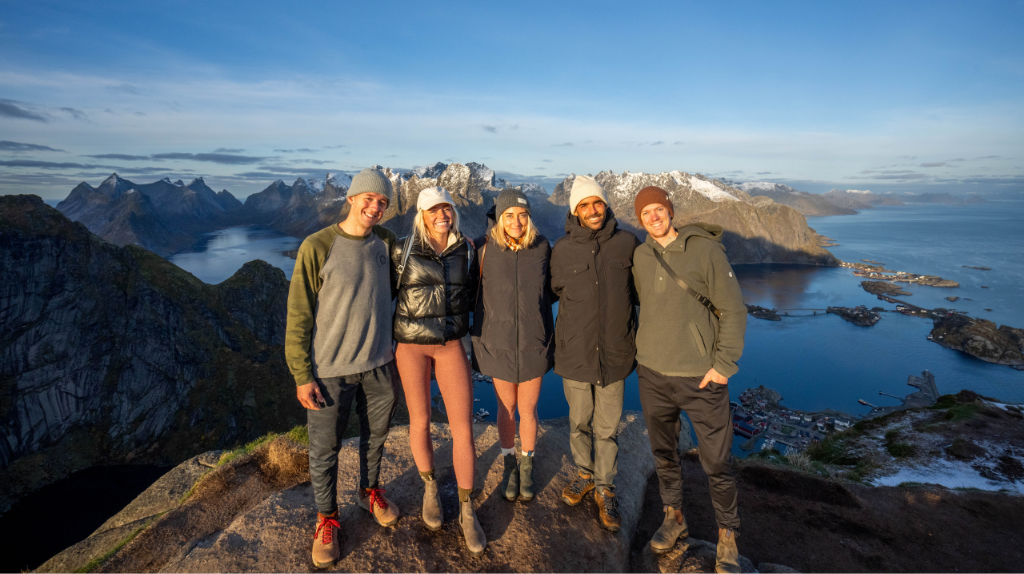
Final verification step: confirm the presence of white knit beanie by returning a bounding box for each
[569,175,608,215]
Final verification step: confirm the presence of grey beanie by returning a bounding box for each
[348,168,393,202]
[495,187,531,217]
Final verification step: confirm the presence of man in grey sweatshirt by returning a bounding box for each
[285,168,400,569]
[631,186,747,574]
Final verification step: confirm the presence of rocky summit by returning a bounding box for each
[0,196,304,513]
[39,414,781,574]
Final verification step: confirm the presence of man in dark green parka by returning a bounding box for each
[632,186,746,574]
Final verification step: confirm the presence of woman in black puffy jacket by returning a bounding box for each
[390,186,485,555]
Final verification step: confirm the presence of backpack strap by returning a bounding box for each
[651,248,722,319]
[395,231,415,290]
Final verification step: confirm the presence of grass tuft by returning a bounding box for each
[944,403,981,421]
[286,424,309,446]
[74,513,163,573]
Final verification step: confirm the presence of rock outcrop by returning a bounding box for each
[550,171,837,265]
[0,196,303,513]
[38,415,724,573]
[929,314,1024,366]
[733,182,858,217]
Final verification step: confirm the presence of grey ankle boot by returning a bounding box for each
[519,454,535,501]
[420,472,443,531]
[500,453,519,501]
[459,498,487,556]
[650,506,689,554]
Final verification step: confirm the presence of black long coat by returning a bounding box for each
[391,232,475,345]
[550,210,640,386]
[470,234,555,383]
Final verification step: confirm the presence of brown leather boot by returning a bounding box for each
[311,511,340,569]
[715,528,741,573]
[561,471,595,506]
[594,488,621,532]
[358,487,400,527]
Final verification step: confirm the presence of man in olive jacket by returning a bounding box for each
[550,175,640,533]
[632,186,746,573]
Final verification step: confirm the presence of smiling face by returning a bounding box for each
[423,203,453,237]
[501,207,530,239]
[640,202,673,238]
[575,196,607,230]
[348,192,389,228]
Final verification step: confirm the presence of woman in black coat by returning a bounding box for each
[471,187,555,503]
[391,186,485,555]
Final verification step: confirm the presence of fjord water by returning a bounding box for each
[169,226,301,284]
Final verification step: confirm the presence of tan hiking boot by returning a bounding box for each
[311,511,340,569]
[357,487,400,527]
[421,472,443,531]
[459,498,487,556]
[561,471,595,506]
[650,506,688,554]
[715,528,741,573]
[594,488,621,532]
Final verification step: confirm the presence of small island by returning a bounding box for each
[828,305,881,326]
[861,280,912,297]
[746,304,781,321]
[928,314,1024,367]
[962,265,992,271]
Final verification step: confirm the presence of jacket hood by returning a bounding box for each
[564,207,619,241]
[646,222,724,252]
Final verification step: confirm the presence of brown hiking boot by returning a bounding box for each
[311,511,340,569]
[715,528,741,573]
[561,471,595,506]
[594,488,621,532]
[357,487,400,527]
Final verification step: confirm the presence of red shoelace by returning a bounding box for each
[367,487,389,513]
[315,515,340,545]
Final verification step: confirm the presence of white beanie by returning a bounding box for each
[417,186,455,211]
[569,175,608,215]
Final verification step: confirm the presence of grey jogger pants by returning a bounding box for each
[563,377,624,493]
[637,364,740,532]
[307,361,399,515]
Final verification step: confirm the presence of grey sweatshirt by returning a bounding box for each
[285,224,396,385]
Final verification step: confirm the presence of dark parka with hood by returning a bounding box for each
[391,231,476,345]
[632,222,746,378]
[550,209,641,386]
[470,211,556,384]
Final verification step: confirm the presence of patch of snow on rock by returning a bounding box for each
[871,458,1024,494]
[689,176,740,202]
[326,172,352,190]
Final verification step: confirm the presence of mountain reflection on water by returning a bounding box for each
[169,226,301,284]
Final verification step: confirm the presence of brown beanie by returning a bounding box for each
[634,186,674,222]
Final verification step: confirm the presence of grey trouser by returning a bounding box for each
[637,364,740,532]
[563,377,624,493]
[307,361,399,515]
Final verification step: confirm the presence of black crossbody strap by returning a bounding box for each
[651,248,722,319]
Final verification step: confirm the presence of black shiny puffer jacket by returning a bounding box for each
[391,232,476,345]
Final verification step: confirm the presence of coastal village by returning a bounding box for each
[732,385,853,455]
[733,371,941,455]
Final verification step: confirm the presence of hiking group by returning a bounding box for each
[285,167,747,572]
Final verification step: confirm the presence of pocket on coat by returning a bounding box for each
[688,322,708,358]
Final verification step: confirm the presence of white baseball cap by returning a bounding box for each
[417,186,455,211]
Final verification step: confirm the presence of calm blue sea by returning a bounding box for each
[158,201,1024,456]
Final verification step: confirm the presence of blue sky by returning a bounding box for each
[1,0,1022,199]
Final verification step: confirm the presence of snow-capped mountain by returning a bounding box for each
[732,181,858,216]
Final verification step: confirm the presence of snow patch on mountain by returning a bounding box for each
[404,162,447,180]
[736,181,803,195]
[326,172,351,190]
[688,175,740,202]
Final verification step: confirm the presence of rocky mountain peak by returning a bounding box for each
[403,162,448,180]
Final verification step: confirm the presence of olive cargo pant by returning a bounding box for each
[637,364,740,532]
[563,377,625,493]
[307,361,399,515]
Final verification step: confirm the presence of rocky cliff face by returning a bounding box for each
[0,196,303,513]
[550,171,838,265]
